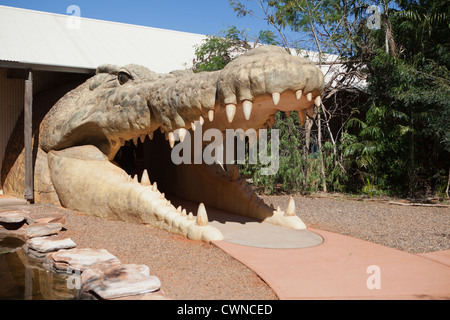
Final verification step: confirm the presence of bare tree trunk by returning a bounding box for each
[317,110,327,192]
[446,164,450,199]
[305,118,314,152]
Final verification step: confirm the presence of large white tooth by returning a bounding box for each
[178,128,187,143]
[168,132,175,148]
[285,196,296,216]
[272,92,280,106]
[297,110,306,126]
[132,137,138,146]
[314,96,322,107]
[296,90,303,100]
[148,132,154,140]
[191,122,196,131]
[133,174,139,183]
[187,212,194,221]
[176,206,182,213]
[181,209,187,216]
[196,203,208,226]
[226,104,236,123]
[243,100,253,121]
[208,110,214,122]
[140,135,146,143]
[199,116,205,126]
[152,182,158,192]
[141,169,151,186]
[306,93,312,101]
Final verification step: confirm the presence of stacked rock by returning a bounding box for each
[1,208,165,300]
[0,210,30,239]
[25,236,76,259]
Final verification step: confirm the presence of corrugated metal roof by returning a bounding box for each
[0,5,206,73]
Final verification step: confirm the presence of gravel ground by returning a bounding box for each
[262,194,450,254]
[33,205,278,300]
[19,194,450,300]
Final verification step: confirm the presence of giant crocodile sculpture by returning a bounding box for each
[1,46,324,242]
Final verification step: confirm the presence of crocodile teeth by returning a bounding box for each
[152,182,158,192]
[191,122,196,131]
[133,174,139,183]
[272,92,280,106]
[297,110,306,126]
[148,132,154,140]
[196,203,209,226]
[132,137,138,146]
[208,110,215,122]
[168,132,175,148]
[226,104,236,123]
[199,116,205,126]
[141,169,151,186]
[178,128,187,143]
[306,92,312,101]
[314,96,322,107]
[243,100,253,121]
[296,90,303,100]
[285,196,296,216]
[139,135,146,143]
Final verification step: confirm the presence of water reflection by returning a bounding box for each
[0,237,80,300]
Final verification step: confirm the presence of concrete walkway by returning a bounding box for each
[212,229,450,300]
[170,197,450,299]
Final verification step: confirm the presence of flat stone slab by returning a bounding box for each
[0,210,28,223]
[25,223,62,238]
[46,248,121,273]
[26,210,66,225]
[25,222,62,238]
[81,264,161,300]
[27,236,76,253]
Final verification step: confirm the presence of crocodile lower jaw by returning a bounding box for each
[47,142,306,243]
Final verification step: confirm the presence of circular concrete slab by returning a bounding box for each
[169,197,323,249]
[208,210,323,249]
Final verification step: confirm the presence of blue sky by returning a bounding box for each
[0,0,276,37]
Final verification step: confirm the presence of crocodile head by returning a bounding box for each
[36,45,324,242]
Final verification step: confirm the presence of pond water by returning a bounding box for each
[0,237,80,300]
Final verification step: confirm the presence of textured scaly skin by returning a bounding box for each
[1,46,324,242]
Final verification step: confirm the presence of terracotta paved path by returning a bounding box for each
[213,228,450,300]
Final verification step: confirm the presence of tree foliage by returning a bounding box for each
[193,0,450,197]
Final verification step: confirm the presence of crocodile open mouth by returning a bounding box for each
[3,45,325,243]
[95,88,321,241]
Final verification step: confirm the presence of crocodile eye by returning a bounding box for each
[118,72,132,85]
